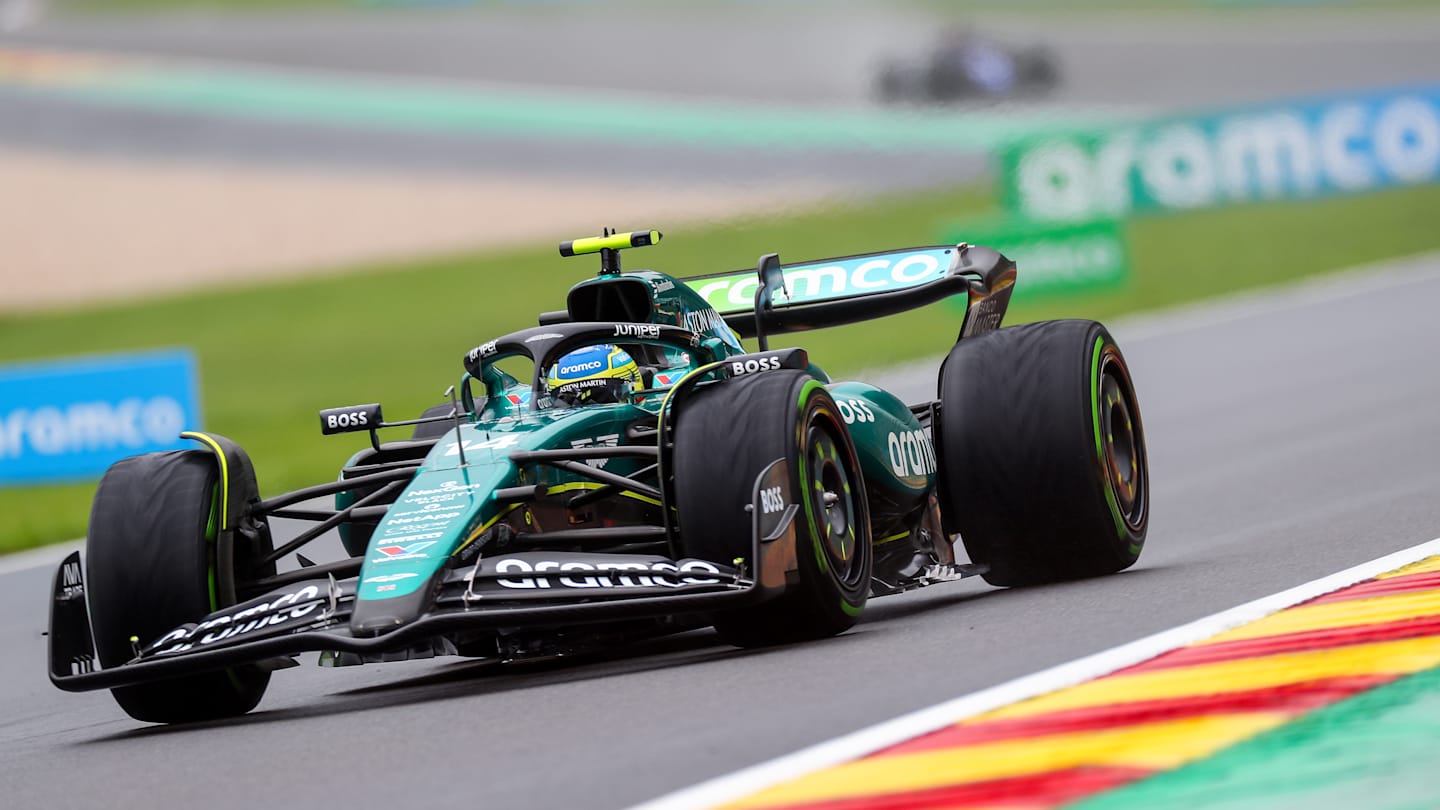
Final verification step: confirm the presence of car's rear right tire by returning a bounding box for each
[936,320,1147,586]
[87,450,271,723]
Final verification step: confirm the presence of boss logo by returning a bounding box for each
[327,411,368,429]
[319,403,383,435]
[759,486,786,514]
[836,398,876,424]
[730,356,782,376]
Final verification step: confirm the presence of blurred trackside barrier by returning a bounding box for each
[0,350,201,487]
[998,85,1440,221]
[941,217,1131,302]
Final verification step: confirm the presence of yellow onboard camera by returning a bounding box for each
[559,228,662,275]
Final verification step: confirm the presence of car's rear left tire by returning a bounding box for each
[87,450,271,723]
[674,371,872,646]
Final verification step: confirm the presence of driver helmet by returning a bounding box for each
[547,344,640,406]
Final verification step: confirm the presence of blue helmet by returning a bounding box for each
[546,344,640,406]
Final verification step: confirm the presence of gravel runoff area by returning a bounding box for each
[0,146,838,312]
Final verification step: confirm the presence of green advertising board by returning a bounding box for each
[998,86,1440,221]
[943,217,1131,299]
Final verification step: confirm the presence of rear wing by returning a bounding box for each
[683,243,1016,343]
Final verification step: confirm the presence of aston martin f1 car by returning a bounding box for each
[48,230,1148,723]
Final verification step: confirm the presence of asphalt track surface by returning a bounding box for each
[3,6,1440,806]
[3,8,1438,185]
[4,253,1440,808]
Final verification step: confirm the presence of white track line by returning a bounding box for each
[630,536,1440,810]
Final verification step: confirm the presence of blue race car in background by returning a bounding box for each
[876,27,1060,103]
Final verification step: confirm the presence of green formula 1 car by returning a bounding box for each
[47,229,1148,723]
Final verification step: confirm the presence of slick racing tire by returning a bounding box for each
[936,320,1147,586]
[675,370,872,646]
[87,451,271,723]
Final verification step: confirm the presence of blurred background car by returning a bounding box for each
[874,26,1059,104]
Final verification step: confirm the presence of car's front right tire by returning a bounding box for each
[87,450,270,723]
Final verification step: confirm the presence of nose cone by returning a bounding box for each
[350,582,431,637]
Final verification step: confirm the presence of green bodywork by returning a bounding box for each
[356,405,651,601]
[826,381,935,500]
[348,266,937,608]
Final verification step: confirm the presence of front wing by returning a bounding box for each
[49,459,802,692]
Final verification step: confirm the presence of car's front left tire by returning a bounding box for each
[674,371,873,646]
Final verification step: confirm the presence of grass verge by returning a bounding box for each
[4,181,1440,553]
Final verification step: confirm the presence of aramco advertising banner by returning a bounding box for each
[943,217,1131,299]
[999,86,1440,221]
[0,350,201,487]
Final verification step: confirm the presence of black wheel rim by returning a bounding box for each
[1100,359,1146,530]
[806,425,864,588]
